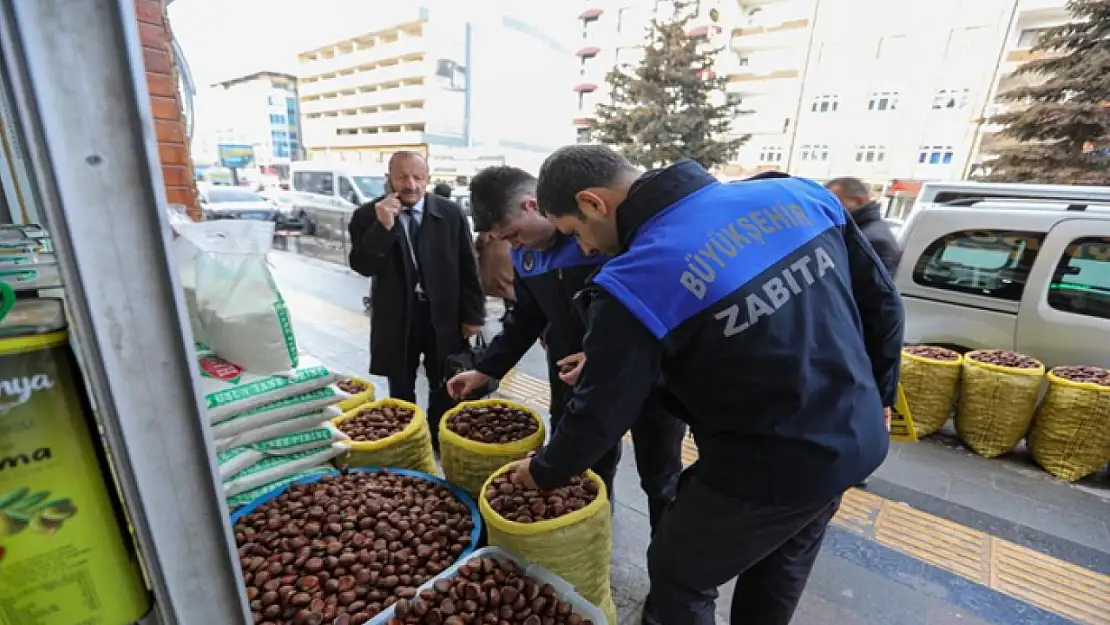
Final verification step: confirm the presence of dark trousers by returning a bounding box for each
[630,402,686,535]
[386,299,456,453]
[647,471,840,625]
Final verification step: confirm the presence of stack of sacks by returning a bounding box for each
[194,346,375,506]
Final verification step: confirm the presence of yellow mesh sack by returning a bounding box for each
[480,465,617,625]
[955,350,1045,458]
[334,377,376,414]
[329,398,438,475]
[439,399,546,497]
[899,347,962,437]
[1028,368,1110,482]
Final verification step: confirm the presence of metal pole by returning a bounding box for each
[0,1,248,623]
[961,0,1022,180]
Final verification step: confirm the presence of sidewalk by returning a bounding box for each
[271,249,1110,625]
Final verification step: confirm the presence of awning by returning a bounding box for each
[576,46,601,57]
[687,24,722,38]
[573,117,594,127]
[579,8,603,19]
[573,83,599,93]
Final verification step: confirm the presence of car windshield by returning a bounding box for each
[207,188,263,203]
[351,176,386,199]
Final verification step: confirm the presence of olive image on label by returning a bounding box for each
[0,297,151,624]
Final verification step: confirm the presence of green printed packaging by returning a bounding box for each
[196,349,338,422]
[222,445,346,497]
[225,467,336,510]
[208,384,349,442]
[217,423,349,479]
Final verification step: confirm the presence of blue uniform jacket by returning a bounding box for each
[530,161,905,505]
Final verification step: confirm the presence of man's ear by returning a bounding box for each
[522,197,539,214]
[575,190,607,218]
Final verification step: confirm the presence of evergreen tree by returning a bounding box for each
[588,0,747,170]
[981,0,1110,184]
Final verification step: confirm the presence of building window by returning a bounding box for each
[810,95,839,113]
[918,145,955,165]
[576,127,592,144]
[759,146,785,163]
[1048,237,1110,319]
[270,113,288,125]
[912,230,1045,301]
[868,91,899,111]
[854,145,886,163]
[1017,27,1050,48]
[931,88,970,110]
[799,144,830,161]
[267,95,276,105]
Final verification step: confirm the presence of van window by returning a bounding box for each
[1047,236,1110,320]
[338,176,359,204]
[293,171,334,196]
[912,229,1044,301]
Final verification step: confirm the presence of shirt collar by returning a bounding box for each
[407,197,425,215]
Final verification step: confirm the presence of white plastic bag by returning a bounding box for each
[176,219,298,374]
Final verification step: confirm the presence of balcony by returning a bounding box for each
[301,124,428,149]
[299,36,426,80]
[1017,0,1070,19]
[731,18,810,51]
[727,68,802,95]
[299,61,426,98]
[301,85,427,115]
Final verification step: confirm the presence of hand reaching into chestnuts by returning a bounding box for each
[506,458,540,491]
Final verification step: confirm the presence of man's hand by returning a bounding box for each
[883,406,892,432]
[462,324,482,339]
[375,193,401,229]
[506,458,539,490]
[556,352,586,385]
[446,370,490,400]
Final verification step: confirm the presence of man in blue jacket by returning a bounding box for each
[508,145,904,625]
[446,166,686,533]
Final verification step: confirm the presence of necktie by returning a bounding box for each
[403,208,424,293]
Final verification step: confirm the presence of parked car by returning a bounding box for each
[198,185,284,224]
[894,181,1110,369]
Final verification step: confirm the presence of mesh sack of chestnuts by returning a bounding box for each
[479,465,617,625]
[330,398,437,475]
[955,349,1045,458]
[376,547,607,625]
[330,377,376,415]
[439,399,546,497]
[1027,366,1110,482]
[899,345,963,437]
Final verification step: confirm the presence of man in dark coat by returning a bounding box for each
[347,151,485,449]
[826,177,901,274]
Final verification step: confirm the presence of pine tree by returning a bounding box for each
[981,0,1110,184]
[588,0,748,170]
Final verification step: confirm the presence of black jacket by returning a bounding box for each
[474,236,603,419]
[347,193,484,379]
[530,162,905,505]
[851,202,901,274]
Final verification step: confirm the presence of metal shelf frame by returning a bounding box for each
[0,0,249,623]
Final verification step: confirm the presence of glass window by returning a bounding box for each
[293,171,334,195]
[338,176,359,204]
[207,188,264,203]
[351,175,387,199]
[913,230,1045,301]
[1048,237,1110,319]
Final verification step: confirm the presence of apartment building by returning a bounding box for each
[297,4,574,178]
[726,0,1071,209]
[572,0,738,143]
[205,71,303,176]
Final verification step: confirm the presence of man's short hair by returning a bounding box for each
[825,177,870,200]
[536,145,637,217]
[433,182,453,198]
[468,166,536,232]
[388,150,427,170]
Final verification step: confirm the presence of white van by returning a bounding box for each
[289,162,388,207]
[895,181,1110,369]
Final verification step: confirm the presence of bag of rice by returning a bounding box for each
[955,349,1045,457]
[217,423,349,480]
[209,384,349,441]
[222,444,346,497]
[176,219,298,374]
[1028,366,1110,482]
[196,350,338,422]
[225,467,339,511]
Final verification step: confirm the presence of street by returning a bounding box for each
[269,249,1110,625]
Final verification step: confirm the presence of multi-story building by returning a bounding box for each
[296,4,574,179]
[573,0,1073,211]
[571,0,738,143]
[206,71,303,177]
